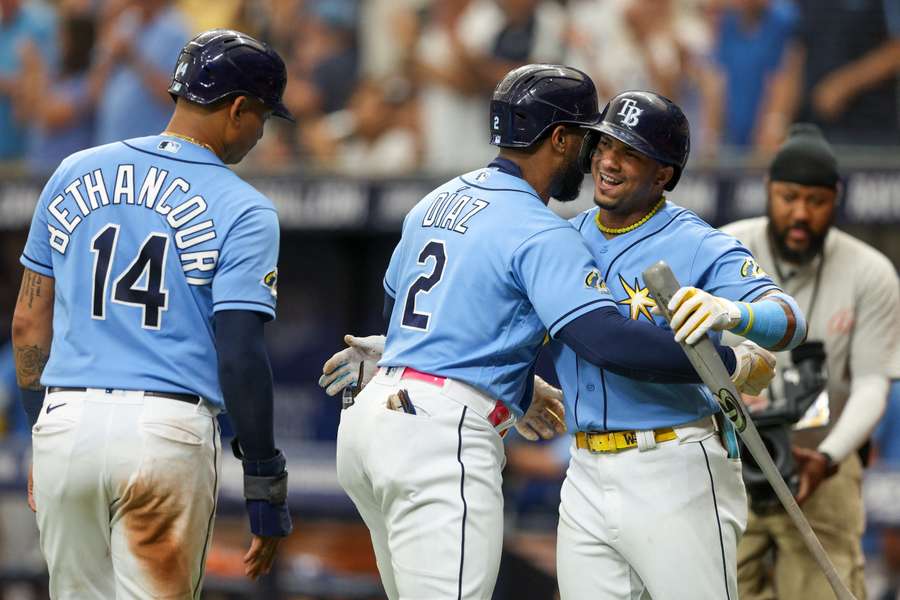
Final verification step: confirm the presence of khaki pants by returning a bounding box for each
[737,453,867,600]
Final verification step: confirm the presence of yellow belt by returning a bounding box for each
[575,428,677,453]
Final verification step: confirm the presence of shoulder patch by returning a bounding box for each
[740,257,767,279]
[585,269,610,294]
[261,268,278,299]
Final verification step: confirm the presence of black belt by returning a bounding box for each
[47,386,201,405]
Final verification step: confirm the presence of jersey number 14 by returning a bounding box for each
[91,224,169,330]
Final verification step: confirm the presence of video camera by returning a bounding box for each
[740,341,828,512]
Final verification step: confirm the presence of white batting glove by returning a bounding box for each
[667,286,742,345]
[318,334,385,397]
[730,341,776,396]
[515,375,567,441]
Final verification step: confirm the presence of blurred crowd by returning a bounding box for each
[0,0,898,178]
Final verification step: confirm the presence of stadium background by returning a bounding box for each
[0,0,899,598]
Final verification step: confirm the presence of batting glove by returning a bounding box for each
[318,334,385,396]
[515,375,567,441]
[730,341,776,396]
[667,287,742,345]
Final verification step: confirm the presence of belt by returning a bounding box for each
[398,367,513,430]
[575,428,677,453]
[47,386,201,405]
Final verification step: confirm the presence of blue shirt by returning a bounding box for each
[26,75,94,175]
[379,161,615,414]
[20,135,280,408]
[715,1,797,146]
[95,8,189,145]
[0,3,56,159]
[548,201,780,431]
[873,380,900,465]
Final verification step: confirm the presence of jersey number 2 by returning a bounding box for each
[91,224,169,329]
[402,241,446,331]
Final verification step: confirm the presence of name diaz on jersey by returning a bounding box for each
[420,188,490,233]
[43,164,218,281]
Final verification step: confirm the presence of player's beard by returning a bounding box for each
[767,218,830,264]
[548,156,585,203]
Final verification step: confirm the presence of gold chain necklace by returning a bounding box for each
[161,131,215,154]
[595,196,666,235]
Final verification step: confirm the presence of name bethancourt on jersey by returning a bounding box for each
[44,164,218,279]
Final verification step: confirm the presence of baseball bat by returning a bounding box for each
[642,261,857,600]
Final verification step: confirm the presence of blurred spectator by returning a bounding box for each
[178,0,242,33]
[0,0,56,163]
[91,0,189,144]
[19,13,95,175]
[282,0,360,122]
[757,0,900,150]
[873,380,900,465]
[566,0,710,102]
[458,0,567,92]
[397,0,565,174]
[301,77,420,176]
[710,0,798,149]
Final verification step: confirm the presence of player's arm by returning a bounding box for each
[11,269,54,427]
[666,231,807,349]
[666,287,805,349]
[212,206,290,578]
[515,227,773,392]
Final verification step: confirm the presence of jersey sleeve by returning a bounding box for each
[690,229,780,301]
[212,207,280,320]
[20,173,62,277]
[510,226,616,338]
[849,257,900,380]
[383,240,403,299]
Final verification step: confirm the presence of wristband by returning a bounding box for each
[242,450,288,504]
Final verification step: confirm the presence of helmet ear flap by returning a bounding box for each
[578,129,599,174]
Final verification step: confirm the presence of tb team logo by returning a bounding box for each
[618,98,643,127]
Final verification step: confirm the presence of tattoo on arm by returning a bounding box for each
[17,270,43,310]
[15,344,50,390]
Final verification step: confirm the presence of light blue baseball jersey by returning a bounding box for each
[547,201,780,431]
[20,135,280,408]
[379,161,615,415]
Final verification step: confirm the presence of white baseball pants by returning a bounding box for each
[557,418,748,600]
[336,369,507,600]
[32,388,221,599]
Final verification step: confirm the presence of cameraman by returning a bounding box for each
[723,124,900,600]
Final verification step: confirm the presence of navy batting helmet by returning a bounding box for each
[578,91,690,190]
[490,64,599,148]
[168,29,294,121]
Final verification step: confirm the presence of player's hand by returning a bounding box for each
[730,341,776,396]
[244,534,281,580]
[666,287,742,344]
[515,375,567,441]
[792,447,832,504]
[27,463,35,513]
[318,334,385,396]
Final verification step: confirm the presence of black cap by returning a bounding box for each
[769,124,838,189]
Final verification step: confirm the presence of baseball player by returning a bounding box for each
[323,66,776,599]
[725,124,900,600]
[11,30,293,599]
[549,91,807,600]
